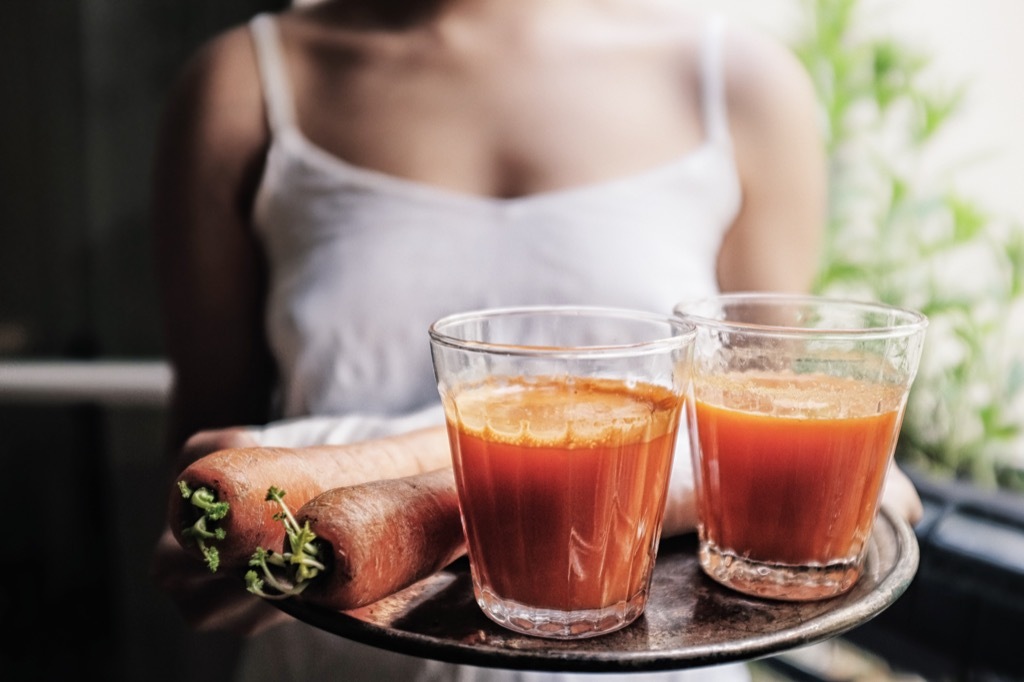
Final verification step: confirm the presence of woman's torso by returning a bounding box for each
[249,6,740,420]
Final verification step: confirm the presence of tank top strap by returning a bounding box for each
[249,13,297,134]
[699,15,730,145]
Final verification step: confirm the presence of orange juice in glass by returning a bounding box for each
[429,306,694,638]
[675,294,927,601]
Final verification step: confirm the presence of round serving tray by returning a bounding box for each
[277,506,918,673]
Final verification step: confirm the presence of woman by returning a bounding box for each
[151,0,921,679]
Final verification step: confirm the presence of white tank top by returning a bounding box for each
[248,13,740,423]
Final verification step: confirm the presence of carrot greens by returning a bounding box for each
[178,481,229,572]
[245,487,326,600]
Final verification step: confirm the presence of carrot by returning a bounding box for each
[245,467,465,611]
[170,426,451,572]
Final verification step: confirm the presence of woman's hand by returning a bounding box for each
[151,427,292,636]
[883,462,925,527]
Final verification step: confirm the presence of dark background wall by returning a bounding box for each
[2,1,290,358]
[0,2,285,681]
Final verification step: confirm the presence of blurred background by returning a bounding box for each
[1,1,1021,680]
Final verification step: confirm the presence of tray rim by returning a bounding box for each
[276,505,919,672]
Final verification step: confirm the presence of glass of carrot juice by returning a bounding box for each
[674,293,927,601]
[429,306,695,639]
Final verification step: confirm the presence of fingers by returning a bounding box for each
[882,462,924,527]
[176,427,260,471]
[151,526,291,636]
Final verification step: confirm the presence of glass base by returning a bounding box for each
[475,587,648,640]
[699,542,863,601]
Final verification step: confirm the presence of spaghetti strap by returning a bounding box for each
[699,15,730,145]
[249,14,297,133]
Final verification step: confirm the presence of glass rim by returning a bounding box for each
[428,305,696,358]
[673,292,929,339]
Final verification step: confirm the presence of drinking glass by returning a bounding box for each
[429,306,695,638]
[674,293,927,601]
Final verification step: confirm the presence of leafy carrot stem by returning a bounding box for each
[178,481,229,572]
[245,487,326,600]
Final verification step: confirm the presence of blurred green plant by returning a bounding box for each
[793,0,1024,490]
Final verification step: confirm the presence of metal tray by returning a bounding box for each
[277,506,918,673]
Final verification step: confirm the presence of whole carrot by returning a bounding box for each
[246,467,465,610]
[170,426,451,572]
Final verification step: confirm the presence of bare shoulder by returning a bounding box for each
[610,5,819,135]
[609,0,706,45]
[719,21,820,133]
[159,22,268,163]
[712,19,827,294]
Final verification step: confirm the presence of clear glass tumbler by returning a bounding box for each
[674,293,927,601]
[429,306,695,638]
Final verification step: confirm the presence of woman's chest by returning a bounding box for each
[294,46,704,200]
